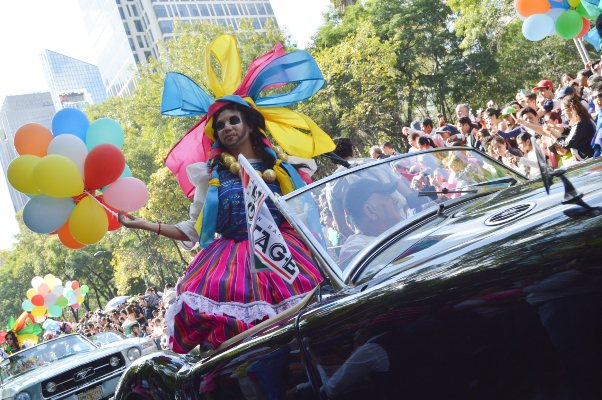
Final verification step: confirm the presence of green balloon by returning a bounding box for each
[577,2,600,19]
[56,297,68,308]
[555,10,583,39]
[48,305,63,318]
[80,285,89,295]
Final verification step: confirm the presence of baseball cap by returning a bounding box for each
[533,80,554,91]
[556,85,574,99]
[434,125,459,135]
[344,179,397,222]
[543,99,555,112]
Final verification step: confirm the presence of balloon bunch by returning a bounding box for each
[517,0,599,41]
[0,312,43,348]
[63,280,89,310]
[22,275,67,322]
[7,108,149,249]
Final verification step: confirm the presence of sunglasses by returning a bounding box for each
[214,115,242,132]
[595,93,602,99]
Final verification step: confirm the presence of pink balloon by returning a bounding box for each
[72,303,80,309]
[37,283,49,296]
[103,177,149,212]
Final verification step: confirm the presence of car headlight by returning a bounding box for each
[127,347,141,361]
[16,392,31,400]
[109,355,121,367]
[46,381,58,393]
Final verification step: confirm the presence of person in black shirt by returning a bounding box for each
[560,95,595,159]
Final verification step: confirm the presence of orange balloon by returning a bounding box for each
[97,195,121,231]
[57,221,85,249]
[13,123,53,156]
[515,0,550,16]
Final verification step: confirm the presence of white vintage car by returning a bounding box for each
[0,334,143,400]
[90,331,158,357]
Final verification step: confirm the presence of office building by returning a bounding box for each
[0,93,55,212]
[78,0,278,98]
[40,49,108,111]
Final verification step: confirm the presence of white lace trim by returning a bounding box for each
[165,291,307,338]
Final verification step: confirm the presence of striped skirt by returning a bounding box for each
[165,224,323,353]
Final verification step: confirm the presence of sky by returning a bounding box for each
[0,0,331,250]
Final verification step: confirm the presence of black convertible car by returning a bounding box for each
[115,147,602,400]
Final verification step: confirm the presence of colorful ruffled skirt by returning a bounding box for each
[165,224,323,353]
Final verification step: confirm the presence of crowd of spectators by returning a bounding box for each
[36,285,177,351]
[368,65,602,176]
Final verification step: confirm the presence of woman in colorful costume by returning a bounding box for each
[119,35,335,353]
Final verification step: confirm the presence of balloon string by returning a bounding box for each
[84,190,119,217]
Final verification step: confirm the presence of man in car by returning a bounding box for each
[339,179,406,265]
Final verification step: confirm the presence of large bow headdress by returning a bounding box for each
[161,34,335,197]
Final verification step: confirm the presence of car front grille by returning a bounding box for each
[41,353,125,398]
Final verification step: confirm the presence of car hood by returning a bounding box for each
[0,346,126,393]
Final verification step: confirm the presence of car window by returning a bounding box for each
[0,335,96,382]
[283,149,525,279]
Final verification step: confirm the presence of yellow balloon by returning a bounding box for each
[568,0,580,7]
[69,196,108,244]
[26,288,37,299]
[33,154,83,198]
[7,155,41,194]
[76,295,85,303]
[31,306,47,317]
[43,274,56,287]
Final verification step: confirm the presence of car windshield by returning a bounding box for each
[283,148,526,276]
[0,335,96,383]
[90,331,125,346]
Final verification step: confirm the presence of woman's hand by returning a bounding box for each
[118,212,146,229]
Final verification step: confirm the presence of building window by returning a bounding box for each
[265,2,273,14]
[247,3,257,14]
[178,4,190,17]
[118,6,125,19]
[227,4,238,15]
[189,4,200,16]
[134,54,140,64]
[253,18,260,29]
[123,22,131,35]
[132,4,139,16]
[159,20,173,34]
[199,4,210,16]
[144,51,152,61]
[256,3,266,14]
[213,4,225,16]
[129,37,136,51]
[134,20,144,32]
[137,36,144,47]
[153,5,167,17]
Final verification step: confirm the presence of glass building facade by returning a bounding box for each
[78,0,277,98]
[0,93,55,212]
[40,49,108,111]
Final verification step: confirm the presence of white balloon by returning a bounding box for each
[31,276,44,289]
[47,134,88,176]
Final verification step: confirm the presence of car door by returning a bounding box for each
[295,208,602,400]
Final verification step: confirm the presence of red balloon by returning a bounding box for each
[577,17,590,39]
[31,294,44,307]
[72,281,80,290]
[84,144,125,190]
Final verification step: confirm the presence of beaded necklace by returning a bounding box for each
[219,146,289,183]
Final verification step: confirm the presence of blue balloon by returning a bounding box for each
[549,0,571,8]
[585,27,602,51]
[23,195,75,234]
[52,108,90,142]
[85,118,125,150]
[522,14,554,41]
